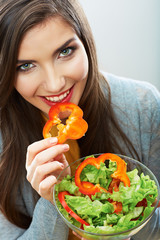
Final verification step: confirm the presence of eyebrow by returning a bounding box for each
[55,37,76,54]
[17,37,77,65]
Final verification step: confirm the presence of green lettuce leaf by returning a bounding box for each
[65,196,114,217]
[55,176,79,195]
[55,156,158,235]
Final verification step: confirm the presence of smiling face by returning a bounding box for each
[15,16,89,115]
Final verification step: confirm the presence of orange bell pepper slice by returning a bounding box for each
[75,153,130,195]
[43,102,88,144]
[75,157,109,195]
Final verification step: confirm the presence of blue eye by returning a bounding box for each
[17,63,34,72]
[59,47,75,58]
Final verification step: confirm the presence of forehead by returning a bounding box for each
[21,16,74,42]
[18,16,77,58]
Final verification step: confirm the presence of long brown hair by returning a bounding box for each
[0,0,138,229]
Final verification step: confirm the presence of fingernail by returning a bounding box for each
[49,137,58,144]
[59,163,64,169]
[63,144,69,151]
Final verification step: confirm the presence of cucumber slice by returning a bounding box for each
[129,206,143,219]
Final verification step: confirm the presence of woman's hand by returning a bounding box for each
[152,199,160,208]
[25,137,70,203]
[73,231,130,240]
[72,232,87,240]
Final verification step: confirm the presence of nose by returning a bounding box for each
[41,63,65,93]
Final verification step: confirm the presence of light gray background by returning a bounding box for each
[79,0,160,90]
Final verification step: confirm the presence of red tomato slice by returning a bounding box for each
[108,179,121,193]
[136,198,147,207]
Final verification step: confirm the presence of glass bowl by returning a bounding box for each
[53,154,160,240]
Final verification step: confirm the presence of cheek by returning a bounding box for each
[75,52,88,81]
[77,57,88,81]
[14,76,36,97]
[65,50,89,82]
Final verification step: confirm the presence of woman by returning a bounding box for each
[0,0,160,239]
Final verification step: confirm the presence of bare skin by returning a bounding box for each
[17,16,159,240]
[26,137,70,203]
[14,16,89,207]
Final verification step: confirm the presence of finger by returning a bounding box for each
[73,231,130,240]
[26,137,58,168]
[72,231,87,240]
[32,143,69,165]
[154,200,160,208]
[39,175,57,201]
[28,161,64,190]
[54,153,64,161]
[26,144,69,180]
[152,199,160,208]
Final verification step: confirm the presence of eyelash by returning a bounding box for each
[16,63,34,73]
[59,46,76,58]
[16,46,77,72]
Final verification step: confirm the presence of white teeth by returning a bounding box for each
[53,96,59,101]
[59,95,64,100]
[45,90,70,102]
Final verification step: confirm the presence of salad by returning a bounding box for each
[55,153,158,234]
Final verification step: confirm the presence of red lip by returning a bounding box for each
[40,86,74,106]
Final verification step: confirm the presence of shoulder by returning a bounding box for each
[103,72,160,115]
[101,72,160,170]
[103,71,160,101]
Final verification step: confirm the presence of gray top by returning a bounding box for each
[0,72,160,240]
